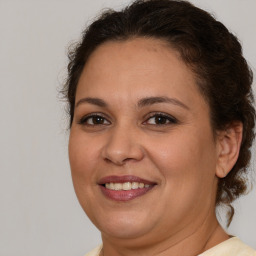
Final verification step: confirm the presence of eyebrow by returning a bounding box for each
[75,96,189,110]
[137,96,189,110]
[76,97,107,108]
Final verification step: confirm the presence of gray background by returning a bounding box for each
[0,0,255,255]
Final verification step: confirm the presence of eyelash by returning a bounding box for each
[144,112,178,126]
[78,113,110,126]
[78,112,178,126]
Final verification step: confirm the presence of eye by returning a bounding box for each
[78,114,110,126]
[144,113,177,125]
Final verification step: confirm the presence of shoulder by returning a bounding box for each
[199,237,256,256]
[84,244,102,256]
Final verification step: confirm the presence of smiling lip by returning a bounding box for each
[98,175,155,185]
[98,175,156,201]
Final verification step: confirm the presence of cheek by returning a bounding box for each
[148,130,217,220]
[68,130,100,185]
[148,127,217,190]
[68,130,102,215]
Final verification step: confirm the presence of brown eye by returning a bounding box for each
[79,114,110,126]
[91,116,105,125]
[154,116,169,124]
[145,113,177,125]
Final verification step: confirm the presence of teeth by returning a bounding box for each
[123,182,132,190]
[105,182,151,191]
[139,183,144,188]
[114,183,123,190]
[131,182,139,189]
[109,183,115,190]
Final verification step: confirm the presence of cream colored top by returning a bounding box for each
[84,237,256,256]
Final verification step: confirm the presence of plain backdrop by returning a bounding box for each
[0,0,255,255]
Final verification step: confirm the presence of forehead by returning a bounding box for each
[76,37,206,109]
[83,37,185,80]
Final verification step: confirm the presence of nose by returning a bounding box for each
[101,124,145,165]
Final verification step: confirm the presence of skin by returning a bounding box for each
[69,38,242,256]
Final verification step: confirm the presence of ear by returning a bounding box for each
[215,122,243,178]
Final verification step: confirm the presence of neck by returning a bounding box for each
[101,215,229,256]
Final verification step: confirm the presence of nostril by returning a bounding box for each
[104,156,141,166]
[103,157,126,166]
[101,135,145,165]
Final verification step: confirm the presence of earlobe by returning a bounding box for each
[215,122,243,178]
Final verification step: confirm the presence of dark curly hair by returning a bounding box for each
[63,0,255,225]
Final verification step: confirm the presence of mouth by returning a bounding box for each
[98,175,157,201]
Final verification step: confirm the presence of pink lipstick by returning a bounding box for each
[98,175,156,201]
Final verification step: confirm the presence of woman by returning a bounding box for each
[63,0,256,255]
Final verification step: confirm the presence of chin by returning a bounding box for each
[93,210,154,239]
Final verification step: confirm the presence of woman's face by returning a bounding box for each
[69,38,220,244]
